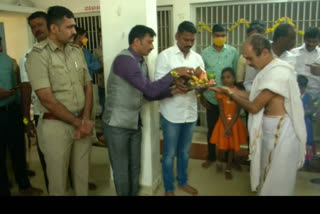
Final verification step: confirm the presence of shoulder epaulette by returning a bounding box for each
[32,40,49,52]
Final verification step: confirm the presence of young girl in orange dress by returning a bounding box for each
[209,67,248,180]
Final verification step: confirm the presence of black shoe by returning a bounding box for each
[26,169,36,177]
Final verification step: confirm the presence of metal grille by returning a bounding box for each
[157,6,173,53]
[74,7,172,54]
[195,0,320,54]
[74,15,101,53]
[195,0,320,129]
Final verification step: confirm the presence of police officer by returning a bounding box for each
[0,36,43,196]
[26,6,94,196]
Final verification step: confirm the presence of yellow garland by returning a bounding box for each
[197,17,305,36]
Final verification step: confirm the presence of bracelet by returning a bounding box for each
[170,70,180,78]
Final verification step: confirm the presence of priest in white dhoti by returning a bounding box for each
[211,34,306,196]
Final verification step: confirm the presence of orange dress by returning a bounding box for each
[209,87,248,151]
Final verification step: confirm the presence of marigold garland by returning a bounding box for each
[197,17,305,36]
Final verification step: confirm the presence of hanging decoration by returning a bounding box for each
[197,17,305,36]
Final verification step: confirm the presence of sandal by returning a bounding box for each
[225,169,233,180]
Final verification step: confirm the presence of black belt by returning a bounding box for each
[0,104,18,112]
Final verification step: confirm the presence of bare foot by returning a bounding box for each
[225,169,233,180]
[216,162,223,173]
[165,192,175,196]
[89,182,97,191]
[178,185,198,196]
[202,160,213,168]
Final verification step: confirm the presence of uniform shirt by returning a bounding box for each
[25,39,92,114]
[201,44,239,105]
[19,48,40,115]
[155,45,205,123]
[291,44,320,100]
[0,52,19,107]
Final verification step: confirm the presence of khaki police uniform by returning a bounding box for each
[25,39,92,196]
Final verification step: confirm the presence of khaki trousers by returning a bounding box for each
[37,117,92,196]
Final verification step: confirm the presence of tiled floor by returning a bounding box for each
[9,143,320,196]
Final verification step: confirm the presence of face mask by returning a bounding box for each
[213,37,226,47]
[81,38,88,46]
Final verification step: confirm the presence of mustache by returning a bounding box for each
[184,46,192,49]
[35,31,43,37]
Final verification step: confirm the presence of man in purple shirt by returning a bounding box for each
[102,25,192,196]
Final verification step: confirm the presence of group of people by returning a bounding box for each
[1,4,320,196]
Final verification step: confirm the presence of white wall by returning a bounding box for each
[100,0,161,193]
[156,0,223,47]
[0,12,29,62]
[29,0,100,13]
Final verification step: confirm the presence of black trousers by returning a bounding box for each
[206,102,220,162]
[0,106,31,196]
[34,115,49,192]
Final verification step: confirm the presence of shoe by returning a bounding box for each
[201,160,213,168]
[178,185,198,196]
[19,186,43,196]
[26,169,36,177]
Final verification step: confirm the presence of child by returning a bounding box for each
[297,75,314,168]
[210,67,248,180]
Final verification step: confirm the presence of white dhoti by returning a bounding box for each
[258,115,300,196]
[248,59,306,195]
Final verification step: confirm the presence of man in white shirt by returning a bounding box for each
[155,21,204,196]
[19,11,49,190]
[291,27,320,101]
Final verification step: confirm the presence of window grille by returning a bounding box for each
[195,0,320,129]
[157,6,173,53]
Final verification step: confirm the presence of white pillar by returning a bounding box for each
[100,0,161,195]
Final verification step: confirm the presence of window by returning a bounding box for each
[157,6,173,53]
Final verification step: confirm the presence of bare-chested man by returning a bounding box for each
[212,34,306,196]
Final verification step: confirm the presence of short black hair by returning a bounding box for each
[250,20,266,29]
[27,11,47,25]
[47,6,74,30]
[177,21,197,34]
[128,25,156,45]
[221,67,235,78]
[74,27,87,40]
[247,33,271,56]
[304,27,320,40]
[273,23,294,42]
[212,24,226,33]
[297,75,308,88]
[247,24,265,35]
